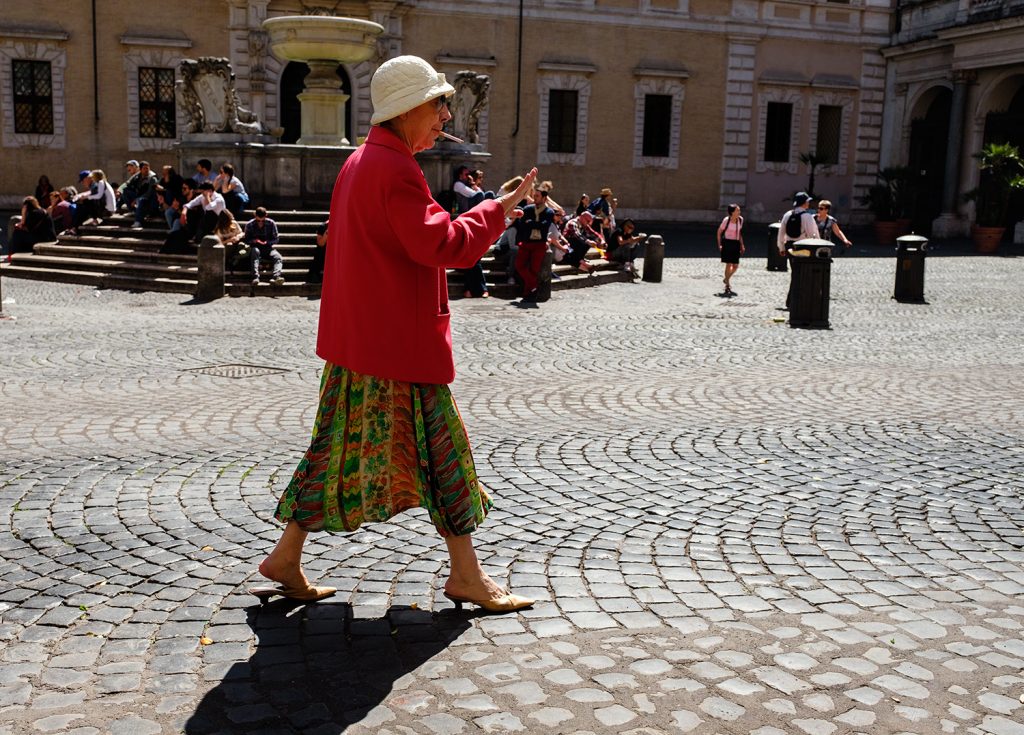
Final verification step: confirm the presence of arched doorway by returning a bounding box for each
[983,82,1024,235]
[279,62,352,144]
[907,87,951,235]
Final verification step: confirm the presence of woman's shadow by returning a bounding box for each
[184,600,472,733]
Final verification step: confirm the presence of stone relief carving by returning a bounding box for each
[176,57,269,135]
[248,31,270,80]
[448,71,490,144]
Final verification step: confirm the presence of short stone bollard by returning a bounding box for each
[536,247,554,302]
[2,215,22,318]
[196,235,225,301]
[642,234,664,283]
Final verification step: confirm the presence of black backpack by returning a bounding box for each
[785,208,805,240]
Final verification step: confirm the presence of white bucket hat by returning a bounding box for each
[370,55,455,125]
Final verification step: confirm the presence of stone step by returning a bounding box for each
[1,264,196,294]
[75,223,320,242]
[226,280,323,297]
[7,253,199,279]
[34,242,195,264]
[451,267,632,299]
[57,234,320,259]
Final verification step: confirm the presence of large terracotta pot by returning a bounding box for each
[971,225,1005,254]
[872,220,900,246]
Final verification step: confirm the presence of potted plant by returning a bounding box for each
[964,142,1024,253]
[859,167,910,245]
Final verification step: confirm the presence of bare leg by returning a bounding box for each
[258,520,311,591]
[443,534,507,601]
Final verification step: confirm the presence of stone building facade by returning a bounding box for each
[1,0,895,224]
[879,0,1024,236]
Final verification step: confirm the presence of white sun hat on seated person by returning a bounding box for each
[370,55,455,126]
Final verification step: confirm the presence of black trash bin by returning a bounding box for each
[767,222,787,272]
[894,234,928,303]
[788,238,834,329]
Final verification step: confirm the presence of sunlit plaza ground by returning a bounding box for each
[1,246,1023,734]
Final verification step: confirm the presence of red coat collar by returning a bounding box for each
[365,125,411,156]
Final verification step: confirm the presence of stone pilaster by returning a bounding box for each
[850,48,886,222]
[718,36,757,208]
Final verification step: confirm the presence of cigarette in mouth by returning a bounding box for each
[438,131,464,143]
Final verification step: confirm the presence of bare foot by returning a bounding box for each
[444,572,507,602]
[258,555,310,591]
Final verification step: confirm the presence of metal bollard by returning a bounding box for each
[893,234,928,303]
[642,234,664,283]
[767,223,787,271]
[196,235,225,301]
[536,247,554,302]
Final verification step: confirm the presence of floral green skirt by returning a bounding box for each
[275,363,492,537]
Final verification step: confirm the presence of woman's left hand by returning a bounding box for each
[499,168,538,216]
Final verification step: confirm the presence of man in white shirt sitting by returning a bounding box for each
[180,182,225,244]
[452,165,494,215]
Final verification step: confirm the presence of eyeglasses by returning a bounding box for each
[431,97,450,112]
[817,206,828,210]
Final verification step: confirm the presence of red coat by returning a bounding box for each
[316,126,506,384]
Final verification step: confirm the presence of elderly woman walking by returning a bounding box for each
[253,56,537,614]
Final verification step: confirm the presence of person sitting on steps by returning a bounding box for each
[243,206,284,287]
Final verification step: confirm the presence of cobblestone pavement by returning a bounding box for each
[1,253,1023,735]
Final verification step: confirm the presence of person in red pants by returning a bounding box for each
[514,187,555,303]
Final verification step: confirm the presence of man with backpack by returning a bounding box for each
[777,192,820,310]
[777,192,818,256]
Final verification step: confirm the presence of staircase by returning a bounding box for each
[2,210,632,298]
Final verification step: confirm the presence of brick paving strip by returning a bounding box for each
[1,255,1023,734]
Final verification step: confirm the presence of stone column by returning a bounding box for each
[932,69,975,238]
[718,35,758,209]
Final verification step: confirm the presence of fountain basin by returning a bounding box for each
[263,16,384,64]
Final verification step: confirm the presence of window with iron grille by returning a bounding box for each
[815,105,842,165]
[642,94,672,158]
[764,101,792,163]
[139,67,176,138]
[12,60,54,134]
[547,89,578,154]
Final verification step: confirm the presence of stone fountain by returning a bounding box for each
[262,15,384,146]
[175,15,383,208]
[175,15,492,208]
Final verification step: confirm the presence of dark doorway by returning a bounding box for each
[908,88,951,235]
[983,83,1024,236]
[279,62,352,144]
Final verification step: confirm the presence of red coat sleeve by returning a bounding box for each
[386,170,505,269]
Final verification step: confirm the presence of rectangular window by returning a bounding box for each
[547,89,578,154]
[816,105,843,165]
[12,60,54,134]
[139,67,176,139]
[642,94,672,158]
[764,101,792,163]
